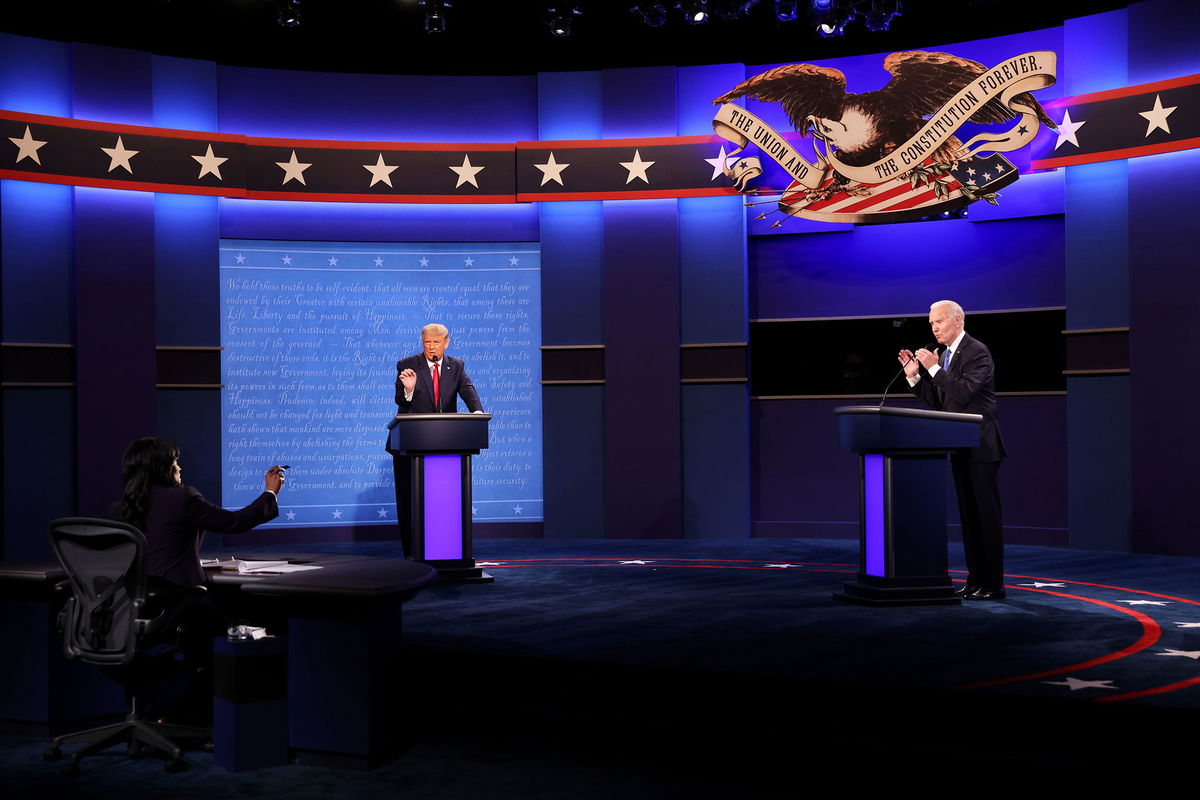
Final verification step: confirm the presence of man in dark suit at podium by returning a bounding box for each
[898,300,1007,600]
[395,323,484,414]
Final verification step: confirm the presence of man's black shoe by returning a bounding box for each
[964,588,1006,601]
[954,584,980,597]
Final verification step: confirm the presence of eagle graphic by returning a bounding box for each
[713,50,1057,171]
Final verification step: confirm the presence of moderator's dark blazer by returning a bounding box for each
[110,486,278,587]
[910,333,1006,463]
[394,354,483,413]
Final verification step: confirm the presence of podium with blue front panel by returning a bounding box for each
[833,405,982,606]
[386,413,493,582]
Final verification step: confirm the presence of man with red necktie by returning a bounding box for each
[395,323,484,414]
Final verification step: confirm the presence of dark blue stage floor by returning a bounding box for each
[6,538,1200,797]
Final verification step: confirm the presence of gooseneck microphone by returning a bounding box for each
[878,343,938,408]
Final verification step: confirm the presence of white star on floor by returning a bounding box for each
[703,145,734,180]
[764,563,803,569]
[9,126,47,164]
[373,256,384,266]
[101,136,139,173]
[619,560,655,565]
[464,257,475,266]
[533,151,570,186]
[377,508,388,518]
[191,143,228,180]
[419,257,430,267]
[1174,622,1200,628]
[328,256,338,266]
[1043,677,1117,691]
[1138,93,1177,137]
[1053,110,1086,150]
[450,154,485,188]
[364,153,399,187]
[331,509,343,519]
[512,504,523,515]
[282,255,293,265]
[235,253,246,264]
[508,256,520,265]
[620,149,655,184]
[1121,600,1169,606]
[276,150,311,185]
[1157,649,1200,660]
[1018,582,1065,588]
[477,562,504,567]
[285,510,297,520]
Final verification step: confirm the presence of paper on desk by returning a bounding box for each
[250,564,323,574]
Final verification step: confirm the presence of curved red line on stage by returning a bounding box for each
[1096,675,1200,703]
[955,587,1162,690]
[998,572,1200,606]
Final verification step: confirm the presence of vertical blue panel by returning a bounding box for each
[1063,8,1127,96]
[1067,377,1130,551]
[157,389,222,507]
[679,195,746,343]
[70,44,153,125]
[423,455,464,560]
[682,384,750,539]
[542,385,604,539]
[74,187,157,516]
[152,54,218,131]
[1,180,74,342]
[864,454,884,576]
[540,201,603,345]
[602,67,678,138]
[677,63,746,136]
[0,33,71,116]
[1128,0,1200,84]
[3,389,74,560]
[1065,161,1128,329]
[1128,147,1200,556]
[538,71,603,140]
[156,194,219,345]
[602,199,681,538]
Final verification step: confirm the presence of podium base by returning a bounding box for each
[833,578,960,607]
[423,563,495,583]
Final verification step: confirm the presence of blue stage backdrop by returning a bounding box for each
[218,239,542,526]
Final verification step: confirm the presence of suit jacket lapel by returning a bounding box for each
[416,358,434,405]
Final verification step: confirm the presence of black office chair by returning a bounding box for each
[43,517,211,777]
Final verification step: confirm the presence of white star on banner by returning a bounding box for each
[982,173,992,181]
[1174,622,1200,628]
[472,506,478,515]
[364,153,399,187]
[373,257,384,267]
[764,563,803,569]
[1053,110,1086,150]
[966,167,976,176]
[1157,649,1200,660]
[282,255,293,265]
[1043,677,1117,691]
[101,136,139,173]
[533,151,570,186]
[512,504,523,515]
[994,163,1005,173]
[191,143,228,180]
[419,257,430,267]
[450,154,485,188]
[285,510,297,520]
[1138,94,1177,137]
[234,253,246,264]
[1121,600,1169,606]
[328,257,338,266]
[620,560,655,565]
[276,150,311,185]
[1018,582,1066,588]
[331,509,343,519]
[508,256,520,266]
[620,149,655,184]
[9,126,47,164]
[377,508,389,518]
[464,257,475,267]
[703,145,734,180]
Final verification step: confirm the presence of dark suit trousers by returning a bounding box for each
[951,456,1003,590]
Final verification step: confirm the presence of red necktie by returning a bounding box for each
[432,362,441,408]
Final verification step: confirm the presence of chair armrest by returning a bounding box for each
[136,584,208,638]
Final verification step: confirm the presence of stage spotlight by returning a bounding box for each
[775,0,800,21]
[419,0,451,33]
[630,3,670,27]
[677,1,710,24]
[546,6,582,37]
[713,0,760,20]
[815,15,845,36]
[275,0,302,28]
[810,0,833,11]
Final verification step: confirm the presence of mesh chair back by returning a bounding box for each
[49,518,149,666]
